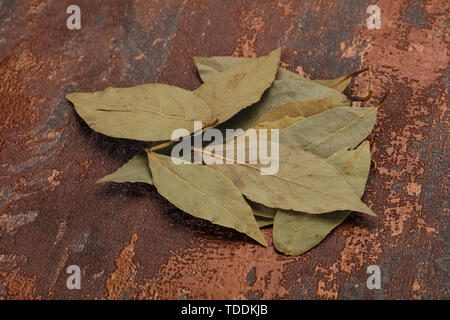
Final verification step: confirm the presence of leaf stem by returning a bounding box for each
[331,66,371,89]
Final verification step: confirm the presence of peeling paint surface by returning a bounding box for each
[0,0,448,299]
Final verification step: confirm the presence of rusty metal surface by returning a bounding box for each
[0,0,448,299]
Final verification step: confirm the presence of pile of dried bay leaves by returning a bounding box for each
[67,48,381,256]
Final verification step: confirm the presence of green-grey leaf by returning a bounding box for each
[274,210,349,255]
[194,48,280,125]
[147,151,267,246]
[67,83,213,141]
[279,106,377,158]
[218,80,349,131]
[194,55,363,92]
[273,141,371,256]
[97,151,153,185]
[205,143,375,216]
[194,55,305,83]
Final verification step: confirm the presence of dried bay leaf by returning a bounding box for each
[273,141,371,255]
[67,83,213,141]
[194,56,305,83]
[274,211,349,255]
[204,143,375,216]
[251,80,349,118]
[194,55,366,92]
[194,48,280,125]
[147,151,267,246]
[97,151,153,185]
[279,106,377,158]
[218,80,349,131]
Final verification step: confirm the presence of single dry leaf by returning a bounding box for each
[194,48,281,125]
[67,84,213,141]
[273,141,372,255]
[147,151,267,246]
[194,55,367,92]
[279,106,377,158]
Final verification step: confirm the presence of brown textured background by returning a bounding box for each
[0,0,448,299]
